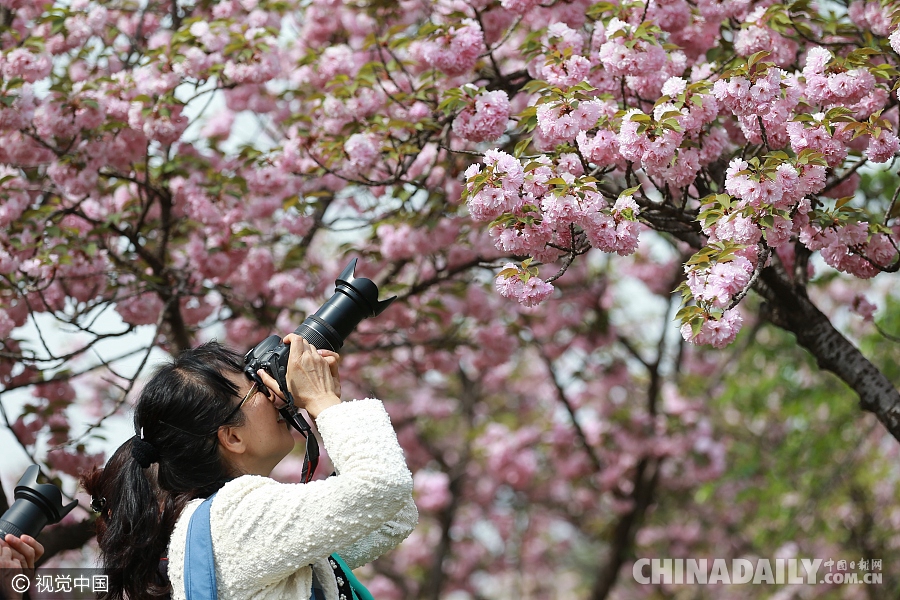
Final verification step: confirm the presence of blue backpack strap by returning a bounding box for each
[184,493,218,600]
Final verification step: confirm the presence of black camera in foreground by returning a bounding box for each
[243,258,395,481]
[0,465,77,539]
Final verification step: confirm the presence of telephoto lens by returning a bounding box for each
[0,465,78,539]
[293,258,396,352]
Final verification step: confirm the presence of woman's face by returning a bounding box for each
[225,375,297,476]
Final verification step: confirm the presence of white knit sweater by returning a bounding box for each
[166,398,418,600]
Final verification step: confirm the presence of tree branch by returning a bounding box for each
[755,265,900,441]
[35,519,97,566]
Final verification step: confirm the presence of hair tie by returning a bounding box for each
[90,496,107,513]
[131,428,160,468]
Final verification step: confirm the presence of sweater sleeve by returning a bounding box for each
[335,488,418,570]
[206,398,416,591]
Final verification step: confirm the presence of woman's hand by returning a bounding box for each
[256,334,341,419]
[1,535,42,571]
[0,534,43,599]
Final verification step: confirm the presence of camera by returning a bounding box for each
[243,258,395,481]
[0,465,77,539]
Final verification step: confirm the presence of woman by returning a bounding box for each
[82,335,417,600]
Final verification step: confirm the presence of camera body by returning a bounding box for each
[0,465,77,539]
[243,333,291,398]
[242,258,394,481]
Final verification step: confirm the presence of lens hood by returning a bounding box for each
[0,465,78,539]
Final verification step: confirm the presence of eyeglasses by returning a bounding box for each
[220,382,256,427]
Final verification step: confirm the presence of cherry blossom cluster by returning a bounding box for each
[451,88,511,143]
[414,19,485,77]
[803,48,879,112]
[850,0,894,36]
[799,221,898,279]
[733,8,798,67]
[464,146,644,305]
[685,253,754,310]
[597,18,667,78]
[494,263,556,307]
[528,23,593,89]
[679,306,745,349]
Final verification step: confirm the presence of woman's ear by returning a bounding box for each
[217,426,247,456]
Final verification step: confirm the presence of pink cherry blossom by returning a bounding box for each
[865,129,899,163]
[417,19,485,76]
[343,132,380,171]
[413,470,452,511]
[598,19,666,77]
[1,48,52,82]
[680,308,744,348]
[47,448,105,477]
[494,265,554,307]
[452,90,510,143]
[850,294,877,321]
[115,292,164,326]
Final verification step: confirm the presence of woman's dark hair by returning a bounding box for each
[81,341,247,600]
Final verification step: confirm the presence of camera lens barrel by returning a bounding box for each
[292,259,395,352]
[0,465,77,539]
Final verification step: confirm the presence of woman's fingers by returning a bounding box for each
[24,535,43,565]
[3,535,41,570]
[256,369,286,401]
[1,537,26,569]
[316,349,341,366]
[316,349,342,396]
[0,540,17,567]
[0,541,25,600]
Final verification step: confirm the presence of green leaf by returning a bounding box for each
[514,136,533,157]
[747,50,772,68]
[520,80,550,95]
[686,254,710,267]
[675,305,701,322]
[690,316,705,337]
[834,196,854,209]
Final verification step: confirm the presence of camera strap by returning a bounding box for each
[329,554,375,600]
[278,403,320,483]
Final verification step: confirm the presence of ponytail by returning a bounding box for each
[81,342,248,600]
[82,440,178,599]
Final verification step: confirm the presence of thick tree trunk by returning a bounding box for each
[589,458,660,600]
[755,265,900,441]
